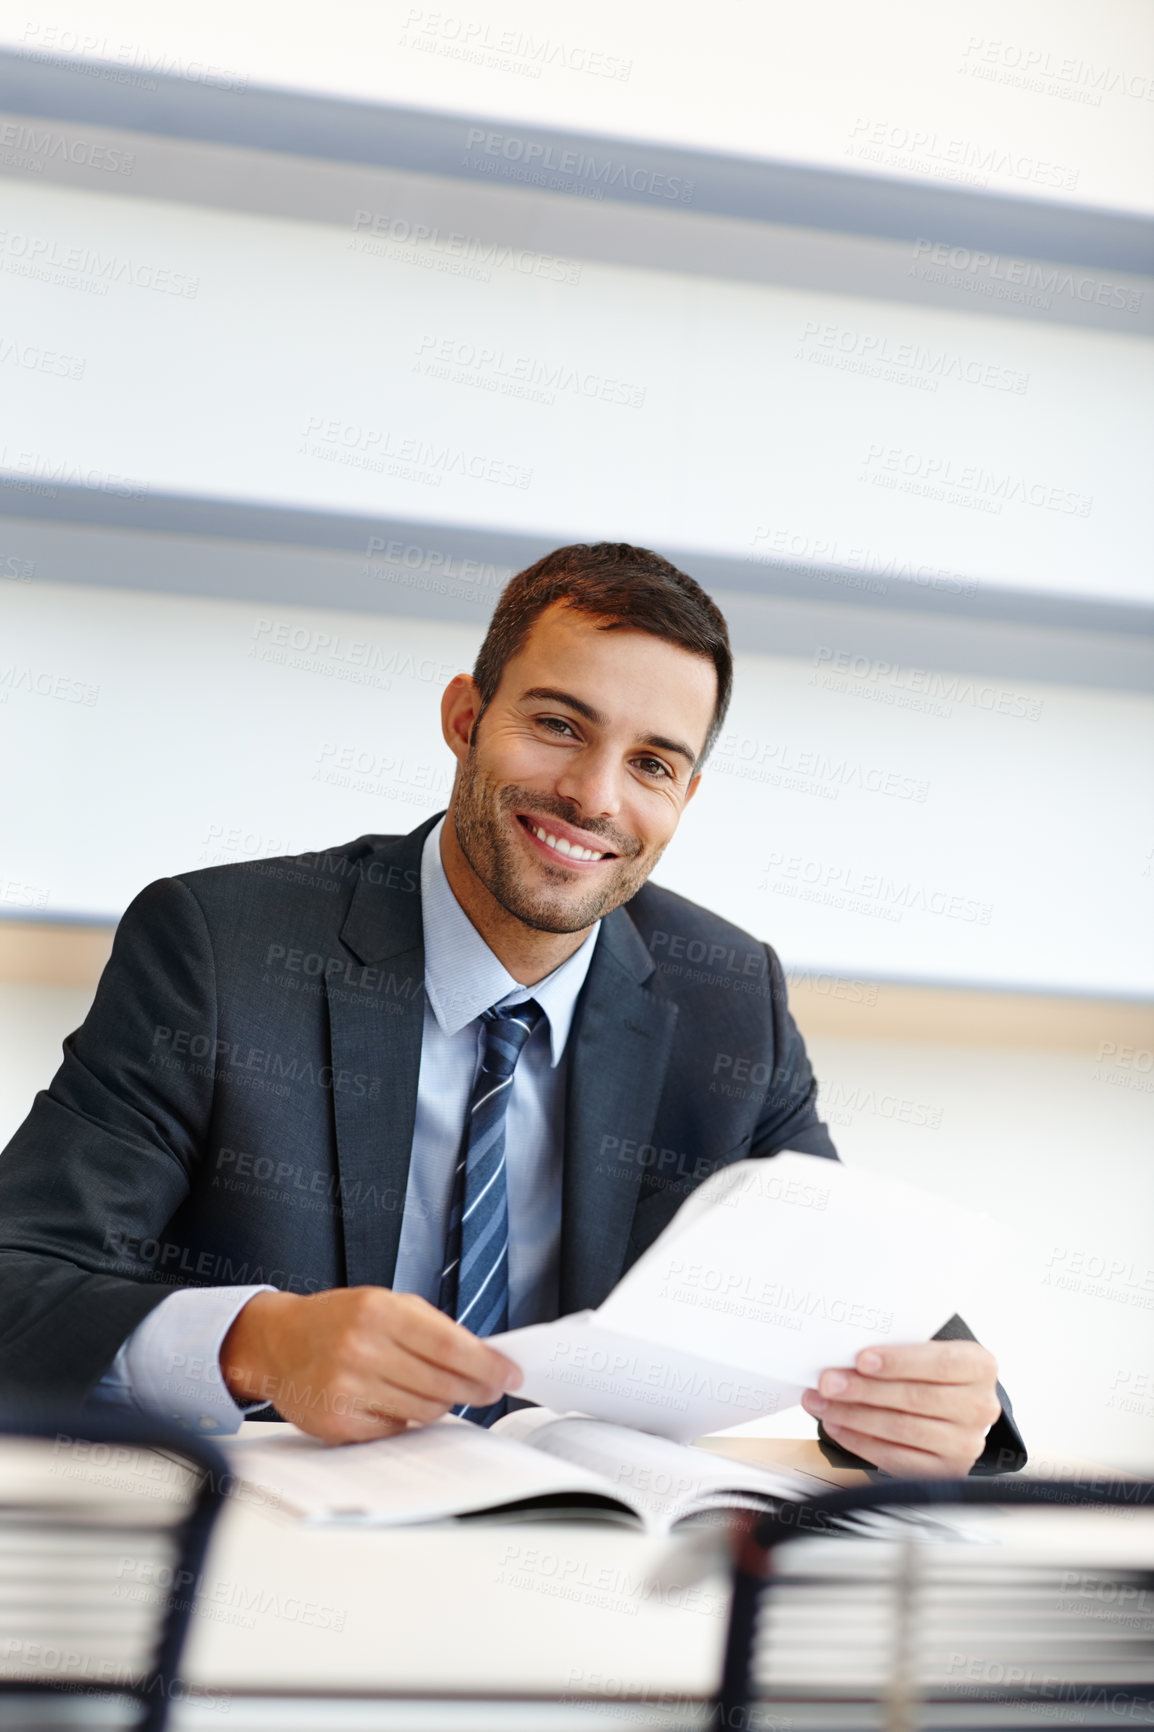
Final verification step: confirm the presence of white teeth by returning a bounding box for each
[528,822,604,862]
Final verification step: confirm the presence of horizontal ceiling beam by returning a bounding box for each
[2,488,1151,693]
[1,49,1151,274]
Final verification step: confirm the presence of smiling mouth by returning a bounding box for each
[515,813,617,865]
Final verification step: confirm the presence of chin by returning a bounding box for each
[501,885,612,935]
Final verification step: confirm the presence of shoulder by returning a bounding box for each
[172,834,396,909]
[624,880,776,985]
[117,835,413,951]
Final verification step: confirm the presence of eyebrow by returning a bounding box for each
[520,686,700,772]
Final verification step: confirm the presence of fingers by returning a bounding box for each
[847,1341,998,1385]
[285,1368,459,1444]
[805,1371,983,1423]
[799,1339,1001,1477]
[804,1394,962,1458]
[273,1288,525,1443]
[306,1286,520,1404]
[802,1340,1001,1428]
[388,1292,523,1396]
[363,1297,521,1421]
[354,1346,502,1425]
[366,1344,493,1414]
[816,1419,970,1480]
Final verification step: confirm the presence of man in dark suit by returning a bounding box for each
[0,542,1023,1474]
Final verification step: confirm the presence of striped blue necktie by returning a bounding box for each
[438,998,544,1425]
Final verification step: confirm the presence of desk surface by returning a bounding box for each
[182,1496,730,1701]
[177,1436,845,1723]
[174,1435,1131,1731]
[696,1435,1135,1484]
[696,1434,870,1483]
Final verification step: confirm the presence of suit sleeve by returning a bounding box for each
[749,945,838,1161]
[0,876,218,1402]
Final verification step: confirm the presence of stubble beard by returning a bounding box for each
[451,747,659,934]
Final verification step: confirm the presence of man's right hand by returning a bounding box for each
[219,1287,523,1443]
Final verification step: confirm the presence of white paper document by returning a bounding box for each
[493,1153,1004,1441]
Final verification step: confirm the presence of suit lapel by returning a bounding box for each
[560,906,678,1313]
[326,817,438,1289]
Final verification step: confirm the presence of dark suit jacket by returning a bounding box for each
[0,812,1025,1469]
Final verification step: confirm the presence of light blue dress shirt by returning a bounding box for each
[88,817,600,1434]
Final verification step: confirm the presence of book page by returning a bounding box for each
[222,1415,644,1527]
[497,1411,838,1528]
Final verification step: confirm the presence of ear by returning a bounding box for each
[441,674,483,765]
[683,771,703,809]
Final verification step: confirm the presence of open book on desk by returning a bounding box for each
[223,1410,837,1535]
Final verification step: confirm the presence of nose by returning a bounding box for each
[552,744,624,822]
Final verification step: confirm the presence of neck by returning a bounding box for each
[438,814,592,986]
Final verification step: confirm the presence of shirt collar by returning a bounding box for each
[420,815,600,1067]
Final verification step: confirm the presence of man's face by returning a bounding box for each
[445,602,716,934]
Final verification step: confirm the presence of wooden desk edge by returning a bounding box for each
[694,1435,1140,1485]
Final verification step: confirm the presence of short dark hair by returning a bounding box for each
[471,542,732,767]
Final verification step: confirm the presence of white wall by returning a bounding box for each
[0,177,1149,602]
[0,982,97,1145]
[2,581,1151,995]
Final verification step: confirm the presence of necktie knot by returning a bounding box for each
[478,998,544,1080]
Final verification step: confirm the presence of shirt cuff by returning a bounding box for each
[90,1285,276,1436]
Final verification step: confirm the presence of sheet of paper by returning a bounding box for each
[600,1152,991,1383]
[495,1153,1008,1438]
[495,1313,802,1442]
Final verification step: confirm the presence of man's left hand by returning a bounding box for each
[800,1340,1003,1477]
